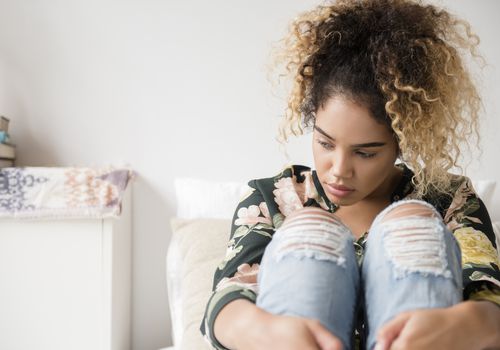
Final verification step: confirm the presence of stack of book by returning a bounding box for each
[0,116,15,167]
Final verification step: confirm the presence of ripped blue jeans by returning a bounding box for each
[255,200,463,350]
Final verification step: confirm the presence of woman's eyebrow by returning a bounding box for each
[314,125,335,141]
[313,125,387,148]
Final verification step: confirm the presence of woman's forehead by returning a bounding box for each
[315,97,393,141]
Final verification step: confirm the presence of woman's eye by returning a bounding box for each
[357,151,376,159]
[317,140,333,150]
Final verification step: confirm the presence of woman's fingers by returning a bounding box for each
[306,319,343,350]
[375,312,412,350]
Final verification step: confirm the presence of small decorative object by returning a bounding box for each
[0,130,8,143]
[0,116,15,168]
[0,116,9,133]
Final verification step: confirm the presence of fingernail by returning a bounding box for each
[374,341,385,350]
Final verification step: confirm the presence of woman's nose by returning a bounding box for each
[331,153,353,179]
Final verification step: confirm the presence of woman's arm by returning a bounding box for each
[214,299,266,349]
[444,177,500,306]
[214,299,343,350]
[200,180,276,349]
[376,300,500,350]
[467,300,500,349]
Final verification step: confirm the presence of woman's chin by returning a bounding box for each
[328,195,359,207]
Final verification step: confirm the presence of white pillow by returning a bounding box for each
[470,180,496,209]
[174,177,496,219]
[174,178,248,219]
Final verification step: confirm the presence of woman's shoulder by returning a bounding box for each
[254,164,312,180]
[395,164,478,214]
[427,172,477,201]
[247,164,332,216]
[418,171,483,220]
[249,164,313,189]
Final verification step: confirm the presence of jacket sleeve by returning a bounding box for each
[444,177,500,306]
[199,180,275,349]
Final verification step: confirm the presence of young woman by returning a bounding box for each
[200,1,500,349]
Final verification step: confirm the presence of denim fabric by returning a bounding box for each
[255,200,463,350]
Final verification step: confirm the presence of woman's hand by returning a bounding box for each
[374,301,496,350]
[238,312,343,350]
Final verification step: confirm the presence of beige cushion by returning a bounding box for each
[167,218,231,350]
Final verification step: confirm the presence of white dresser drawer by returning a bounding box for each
[0,188,132,350]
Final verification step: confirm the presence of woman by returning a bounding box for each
[200,0,500,349]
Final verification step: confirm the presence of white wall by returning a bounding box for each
[0,1,498,349]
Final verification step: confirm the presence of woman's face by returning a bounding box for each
[312,95,399,206]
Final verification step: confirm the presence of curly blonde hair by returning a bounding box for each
[275,0,483,198]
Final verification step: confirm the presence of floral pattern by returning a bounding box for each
[454,227,500,269]
[273,177,305,216]
[216,263,260,294]
[444,178,482,230]
[200,164,500,350]
[234,203,271,226]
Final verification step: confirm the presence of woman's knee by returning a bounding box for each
[377,200,441,223]
[370,200,454,279]
[272,207,353,267]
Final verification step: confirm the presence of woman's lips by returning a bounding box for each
[325,183,354,198]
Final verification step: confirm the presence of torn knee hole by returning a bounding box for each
[273,217,350,266]
[381,203,439,223]
[381,217,451,279]
[283,207,341,226]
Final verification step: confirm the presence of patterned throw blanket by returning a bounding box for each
[0,167,134,219]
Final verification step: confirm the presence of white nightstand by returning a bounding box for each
[0,187,132,350]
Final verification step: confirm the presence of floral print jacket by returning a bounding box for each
[200,164,500,349]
